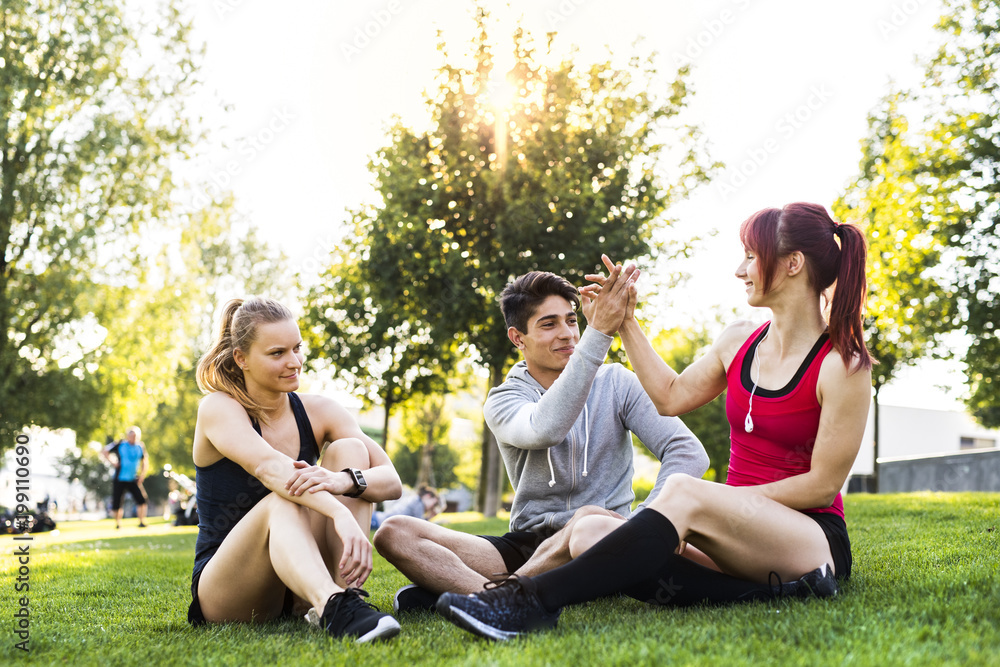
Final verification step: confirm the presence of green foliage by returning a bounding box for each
[141,469,170,506]
[302,7,717,511]
[920,0,1000,426]
[630,469,655,507]
[389,442,460,490]
[301,240,456,448]
[54,445,110,504]
[833,93,955,395]
[394,393,450,486]
[837,0,1000,426]
[3,493,997,666]
[0,0,200,449]
[649,323,731,482]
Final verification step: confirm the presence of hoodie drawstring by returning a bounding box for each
[536,390,589,486]
[536,390,558,487]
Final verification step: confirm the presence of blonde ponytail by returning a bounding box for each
[196,297,295,424]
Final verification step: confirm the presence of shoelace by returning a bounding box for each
[324,588,379,625]
[482,574,533,603]
[768,571,785,598]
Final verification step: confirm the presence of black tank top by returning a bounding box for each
[192,392,320,573]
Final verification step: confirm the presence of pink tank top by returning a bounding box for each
[724,322,843,519]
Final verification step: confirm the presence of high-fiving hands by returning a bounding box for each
[579,254,640,335]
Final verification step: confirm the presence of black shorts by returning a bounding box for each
[805,511,852,580]
[479,531,545,574]
[112,480,147,510]
[188,565,208,626]
[188,559,297,626]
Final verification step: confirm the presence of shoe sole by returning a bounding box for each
[355,616,401,643]
[436,594,528,642]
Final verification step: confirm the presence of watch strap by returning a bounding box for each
[341,467,367,498]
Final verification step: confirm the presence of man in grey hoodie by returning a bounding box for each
[374,267,709,613]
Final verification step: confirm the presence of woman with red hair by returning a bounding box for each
[438,203,873,640]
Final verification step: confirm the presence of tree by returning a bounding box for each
[833,93,955,488]
[54,443,110,509]
[398,393,451,489]
[391,393,460,489]
[0,0,199,450]
[918,0,1000,426]
[837,0,1000,430]
[301,232,456,450]
[305,8,716,516]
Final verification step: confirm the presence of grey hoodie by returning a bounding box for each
[485,326,709,538]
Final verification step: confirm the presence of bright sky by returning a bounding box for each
[187,0,966,410]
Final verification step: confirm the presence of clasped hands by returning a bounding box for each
[284,460,354,497]
[580,254,640,336]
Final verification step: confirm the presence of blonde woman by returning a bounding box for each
[188,297,402,642]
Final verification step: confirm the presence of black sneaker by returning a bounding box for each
[393,584,440,614]
[773,563,839,599]
[436,575,560,641]
[320,588,400,643]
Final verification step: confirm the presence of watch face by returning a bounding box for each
[344,468,367,497]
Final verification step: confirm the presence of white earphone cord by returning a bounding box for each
[745,329,768,433]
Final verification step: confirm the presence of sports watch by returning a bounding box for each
[341,467,368,498]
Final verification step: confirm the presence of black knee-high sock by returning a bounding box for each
[621,555,777,607]
[532,509,679,612]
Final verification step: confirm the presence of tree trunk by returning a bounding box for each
[417,419,435,488]
[477,365,505,517]
[381,394,393,449]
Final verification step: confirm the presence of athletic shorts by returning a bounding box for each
[188,559,296,626]
[805,511,852,580]
[479,531,545,574]
[112,480,147,510]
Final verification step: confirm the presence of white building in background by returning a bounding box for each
[849,403,1000,479]
[0,427,95,516]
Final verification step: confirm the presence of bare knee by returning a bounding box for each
[373,514,423,557]
[321,437,371,470]
[561,505,615,532]
[568,515,624,558]
[645,473,706,530]
[572,504,614,520]
[648,473,700,508]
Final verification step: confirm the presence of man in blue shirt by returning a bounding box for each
[101,426,150,528]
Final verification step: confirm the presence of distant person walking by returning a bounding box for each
[102,426,149,529]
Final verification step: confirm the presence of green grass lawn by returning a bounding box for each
[2,493,997,666]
